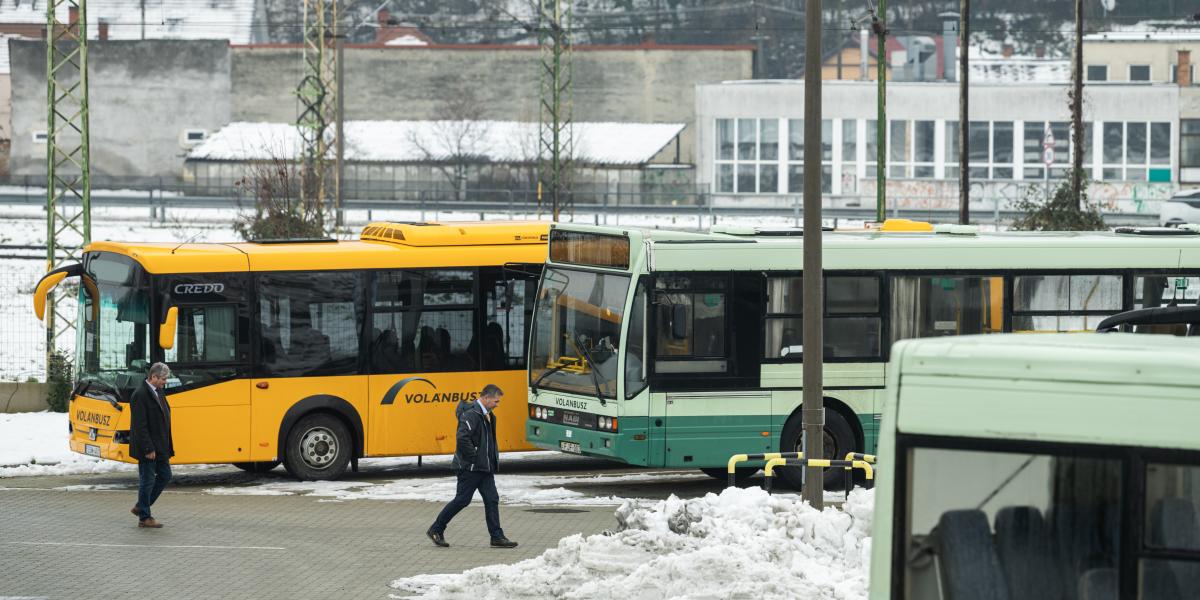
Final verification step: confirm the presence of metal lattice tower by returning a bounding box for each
[537,0,573,221]
[45,0,92,364]
[297,0,339,230]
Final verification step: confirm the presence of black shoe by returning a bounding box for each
[490,537,518,548]
[426,528,449,548]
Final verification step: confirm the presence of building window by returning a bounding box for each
[1087,65,1108,81]
[842,119,858,191]
[714,118,780,193]
[967,121,1014,179]
[945,120,960,178]
[1129,65,1151,82]
[890,120,909,178]
[913,120,936,178]
[865,119,879,177]
[1100,122,1172,181]
[786,118,831,195]
[1182,120,1200,169]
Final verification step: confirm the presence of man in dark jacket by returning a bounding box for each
[130,362,174,528]
[426,384,517,548]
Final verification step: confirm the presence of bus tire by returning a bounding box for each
[778,407,857,491]
[282,413,352,481]
[699,467,758,485]
[232,460,281,473]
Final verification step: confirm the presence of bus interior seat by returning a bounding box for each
[1078,568,1117,600]
[1150,497,1200,593]
[481,322,506,369]
[993,506,1066,600]
[1052,503,1115,576]
[371,328,403,373]
[933,509,1011,600]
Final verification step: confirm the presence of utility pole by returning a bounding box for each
[45,0,92,370]
[335,22,345,229]
[874,2,887,222]
[139,0,145,40]
[802,0,825,510]
[958,1,970,224]
[297,0,339,233]
[538,0,573,221]
[1071,0,1084,208]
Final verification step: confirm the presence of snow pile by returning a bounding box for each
[390,486,874,600]
[0,411,134,477]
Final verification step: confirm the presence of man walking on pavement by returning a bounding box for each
[130,362,174,528]
[427,384,518,548]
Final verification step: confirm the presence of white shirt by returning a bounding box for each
[478,400,490,417]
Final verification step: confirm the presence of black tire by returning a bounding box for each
[232,460,281,474]
[777,406,858,491]
[282,413,352,481]
[699,467,759,486]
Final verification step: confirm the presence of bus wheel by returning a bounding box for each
[283,413,352,481]
[232,461,281,474]
[699,467,758,486]
[778,408,857,491]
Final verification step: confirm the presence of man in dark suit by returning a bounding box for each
[130,362,174,528]
[426,384,518,548]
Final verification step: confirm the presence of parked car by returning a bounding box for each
[1160,188,1200,226]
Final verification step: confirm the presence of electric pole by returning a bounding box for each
[538,0,573,221]
[45,0,92,369]
[802,0,826,510]
[298,0,339,233]
[1071,0,1084,208]
[874,2,887,222]
[958,2,970,224]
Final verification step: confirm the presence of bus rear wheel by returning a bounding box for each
[699,467,759,486]
[282,413,352,481]
[778,408,857,491]
[233,460,281,474]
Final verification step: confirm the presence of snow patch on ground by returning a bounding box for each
[390,486,874,600]
[205,470,712,506]
[0,411,135,477]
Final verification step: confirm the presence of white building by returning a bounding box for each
[694,80,1178,212]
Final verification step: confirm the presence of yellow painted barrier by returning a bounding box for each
[725,452,803,487]
[762,457,875,493]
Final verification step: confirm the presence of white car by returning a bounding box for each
[1161,189,1200,226]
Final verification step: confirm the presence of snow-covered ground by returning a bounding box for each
[0,411,135,477]
[391,486,874,600]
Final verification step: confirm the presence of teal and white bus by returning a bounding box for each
[869,333,1200,600]
[524,222,1200,487]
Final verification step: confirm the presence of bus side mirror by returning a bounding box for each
[159,306,179,350]
[671,304,688,340]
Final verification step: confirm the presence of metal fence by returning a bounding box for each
[0,271,73,382]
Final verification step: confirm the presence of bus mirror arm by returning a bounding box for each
[159,306,179,351]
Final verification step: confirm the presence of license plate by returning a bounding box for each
[559,441,581,454]
[84,444,101,458]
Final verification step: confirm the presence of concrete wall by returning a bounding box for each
[9,40,231,178]
[0,382,50,413]
[231,44,753,165]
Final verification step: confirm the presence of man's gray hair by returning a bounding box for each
[148,362,171,379]
[480,383,503,398]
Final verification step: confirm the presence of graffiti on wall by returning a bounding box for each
[855,179,1175,214]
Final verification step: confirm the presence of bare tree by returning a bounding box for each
[234,153,325,241]
[408,87,492,202]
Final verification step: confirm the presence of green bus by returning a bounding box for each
[524,222,1200,488]
[869,333,1200,600]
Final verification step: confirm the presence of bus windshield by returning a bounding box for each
[78,252,151,399]
[529,267,629,399]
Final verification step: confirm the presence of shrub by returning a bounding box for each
[46,349,74,412]
[1010,173,1107,232]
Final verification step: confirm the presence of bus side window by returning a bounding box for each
[256,271,365,377]
[1012,274,1123,333]
[371,269,477,374]
[481,266,539,371]
[653,274,729,374]
[891,275,1004,343]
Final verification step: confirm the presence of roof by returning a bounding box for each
[553,224,1200,272]
[187,121,687,167]
[968,56,1071,84]
[1085,30,1200,43]
[889,333,1200,450]
[86,221,550,274]
[0,0,257,44]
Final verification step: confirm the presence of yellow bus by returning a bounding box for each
[34,221,548,479]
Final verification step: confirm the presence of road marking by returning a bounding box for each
[7,541,285,551]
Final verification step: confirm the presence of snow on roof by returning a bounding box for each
[969,57,1071,84]
[187,121,687,167]
[383,35,429,47]
[0,0,256,44]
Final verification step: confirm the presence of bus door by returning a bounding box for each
[652,273,767,467]
[158,273,253,463]
[253,271,369,462]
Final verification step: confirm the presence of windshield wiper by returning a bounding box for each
[532,361,574,392]
[78,378,122,410]
[573,334,608,407]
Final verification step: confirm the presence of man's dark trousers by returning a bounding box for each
[136,456,172,520]
[430,470,503,539]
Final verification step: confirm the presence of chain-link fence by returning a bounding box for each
[0,270,76,382]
